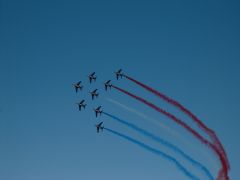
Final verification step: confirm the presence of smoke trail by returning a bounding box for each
[112,85,228,180]
[124,75,229,172]
[104,127,199,180]
[103,112,214,180]
[106,98,176,134]
[106,97,203,159]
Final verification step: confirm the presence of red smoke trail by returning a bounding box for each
[112,85,228,180]
[124,75,229,171]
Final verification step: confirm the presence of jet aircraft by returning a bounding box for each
[76,100,86,111]
[88,72,97,83]
[104,80,112,91]
[73,81,83,92]
[115,69,124,80]
[93,106,103,117]
[89,89,99,100]
[95,122,104,133]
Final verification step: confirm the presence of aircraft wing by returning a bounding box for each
[97,106,101,110]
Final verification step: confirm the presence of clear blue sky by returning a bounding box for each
[0,0,240,179]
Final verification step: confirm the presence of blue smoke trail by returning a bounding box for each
[103,112,214,180]
[104,127,199,180]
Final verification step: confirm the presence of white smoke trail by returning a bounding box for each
[106,98,183,139]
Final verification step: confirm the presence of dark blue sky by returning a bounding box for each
[0,0,240,179]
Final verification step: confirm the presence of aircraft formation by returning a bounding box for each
[72,69,124,133]
[71,69,229,179]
